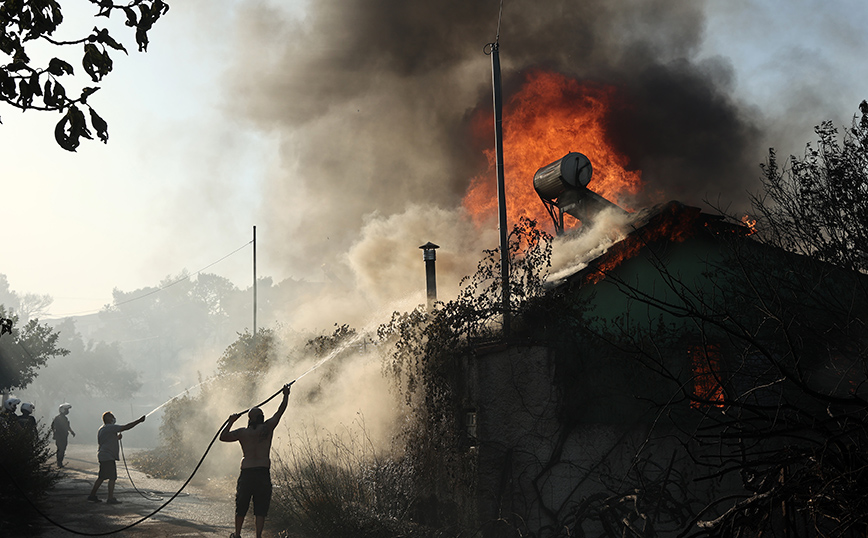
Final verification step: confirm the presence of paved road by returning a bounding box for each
[33,444,280,538]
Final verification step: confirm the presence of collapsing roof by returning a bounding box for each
[557,200,749,287]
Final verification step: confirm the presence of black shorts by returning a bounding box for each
[98,460,117,480]
[236,467,272,517]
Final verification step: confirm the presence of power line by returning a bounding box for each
[47,240,253,319]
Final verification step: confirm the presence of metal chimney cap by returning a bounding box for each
[420,242,439,261]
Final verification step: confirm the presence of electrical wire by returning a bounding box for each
[109,240,253,310]
[495,0,504,44]
[46,239,253,319]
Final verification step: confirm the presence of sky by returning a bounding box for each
[2,0,867,323]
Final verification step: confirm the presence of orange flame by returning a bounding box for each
[689,344,725,408]
[463,70,643,230]
[741,214,757,235]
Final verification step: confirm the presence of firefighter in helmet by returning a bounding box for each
[51,403,76,468]
[2,397,21,428]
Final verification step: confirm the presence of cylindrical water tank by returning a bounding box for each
[533,152,593,201]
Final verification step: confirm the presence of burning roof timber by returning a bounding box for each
[554,199,750,288]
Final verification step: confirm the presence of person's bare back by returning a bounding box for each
[234,419,276,468]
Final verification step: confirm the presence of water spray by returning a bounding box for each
[144,331,367,418]
[294,332,367,383]
[144,371,257,418]
[145,383,206,418]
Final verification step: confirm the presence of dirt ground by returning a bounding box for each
[29,444,282,538]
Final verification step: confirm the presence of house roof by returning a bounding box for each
[556,200,749,288]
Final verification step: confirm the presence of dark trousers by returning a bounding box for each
[56,437,68,464]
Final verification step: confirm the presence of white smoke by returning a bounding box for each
[547,208,636,283]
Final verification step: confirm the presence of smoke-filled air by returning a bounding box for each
[237,0,763,296]
[10,0,858,461]
[3,0,867,534]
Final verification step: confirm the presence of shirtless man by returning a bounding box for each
[220,384,291,538]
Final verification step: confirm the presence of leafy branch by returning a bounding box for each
[1,0,170,150]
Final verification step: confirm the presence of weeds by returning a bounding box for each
[270,425,433,538]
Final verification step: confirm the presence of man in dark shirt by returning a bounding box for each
[51,403,76,468]
[220,384,291,538]
[87,411,145,504]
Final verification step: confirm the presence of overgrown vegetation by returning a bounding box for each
[375,217,563,534]
[0,422,61,531]
[270,426,426,538]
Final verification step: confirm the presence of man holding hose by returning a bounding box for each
[220,383,291,538]
[88,411,146,503]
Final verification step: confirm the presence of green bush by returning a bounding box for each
[129,394,197,479]
[0,420,61,529]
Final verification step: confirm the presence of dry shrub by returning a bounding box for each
[270,425,434,538]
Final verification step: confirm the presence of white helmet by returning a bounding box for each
[59,403,72,413]
[4,397,20,412]
[21,402,34,414]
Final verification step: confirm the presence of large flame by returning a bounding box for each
[463,70,643,230]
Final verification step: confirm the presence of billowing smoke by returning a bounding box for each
[225,0,767,293]
[156,0,857,473]
[196,0,769,461]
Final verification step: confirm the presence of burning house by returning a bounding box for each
[376,35,867,533]
[459,193,743,536]
[441,146,868,537]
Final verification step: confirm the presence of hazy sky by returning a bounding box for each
[2,0,866,320]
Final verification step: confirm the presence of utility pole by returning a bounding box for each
[253,225,257,338]
[488,24,510,337]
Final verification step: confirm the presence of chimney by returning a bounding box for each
[420,242,440,309]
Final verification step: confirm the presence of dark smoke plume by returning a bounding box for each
[228,0,764,286]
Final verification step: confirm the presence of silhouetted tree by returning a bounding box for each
[1,0,170,150]
[0,274,51,322]
[24,318,141,404]
[0,307,68,393]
